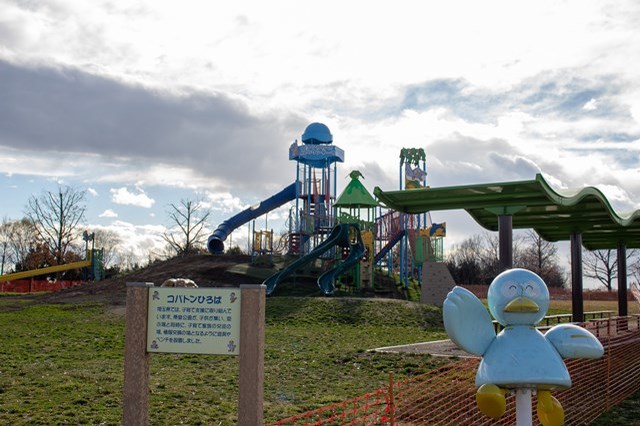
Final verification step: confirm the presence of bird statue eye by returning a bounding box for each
[524,282,539,298]
[501,282,519,298]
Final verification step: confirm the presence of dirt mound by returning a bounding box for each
[39,254,262,306]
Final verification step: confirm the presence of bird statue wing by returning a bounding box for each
[545,323,604,359]
[443,286,496,356]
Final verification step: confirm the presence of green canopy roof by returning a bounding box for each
[335,171,379,208]
[373,174,640,250]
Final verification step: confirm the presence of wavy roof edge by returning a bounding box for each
[532,174,640,225]
[373,173,640,249]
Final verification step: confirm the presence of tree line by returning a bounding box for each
[0,186,212,278]
[445,230,640,290]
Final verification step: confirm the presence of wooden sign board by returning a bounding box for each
[147,287,240,355]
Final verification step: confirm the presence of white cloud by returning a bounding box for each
[1,0,640,268]
[204,191,247,213]
[110,187,155,208]
[87,187,98,196]
[583,98,598,111]
[91,220,167,265]
[99,209,118,218]
[595,184,635,213]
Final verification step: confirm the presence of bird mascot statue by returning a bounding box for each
[443,268,604,426]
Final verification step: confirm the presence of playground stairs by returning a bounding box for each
[420,261,456,307]
[288,232,308,255]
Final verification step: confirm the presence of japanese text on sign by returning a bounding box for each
[147,287,240,355]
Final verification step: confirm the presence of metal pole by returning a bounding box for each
[498,215,513,271]
[570,232,584,323]
[617,243,628,317]
[515,388,533,426]
[295,161,300,232]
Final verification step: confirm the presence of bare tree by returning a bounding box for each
[114,248,141,272]
[0,217,14,275]
[26,186,87,265]
[7,218,37,271]
[446,234,492,284]
[631,261,640,286]
[478,232,526,282]
[0,217,39,274]
[518,230,566,287]
[91,229,122,268]
[162,199,211,256]
[447,231,567,287]
[471,232,525,284]
[584,248,638,291]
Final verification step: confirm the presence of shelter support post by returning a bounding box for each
[570,233,584,323]
[498,215,513,271]
[617,243,628,321]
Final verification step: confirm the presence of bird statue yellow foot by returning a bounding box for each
[537,390,564,426]
[476,384,506,419]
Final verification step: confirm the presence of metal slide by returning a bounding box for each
[264,223,365,295]
[207,181,300,254]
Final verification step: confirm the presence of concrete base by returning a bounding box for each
[421,262,456,306]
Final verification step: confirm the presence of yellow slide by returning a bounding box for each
[0,259,91,283]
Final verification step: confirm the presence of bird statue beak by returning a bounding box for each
[504,296,539,313]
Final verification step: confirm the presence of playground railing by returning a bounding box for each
[375,211,405,238]
[268,316,640,425]
[492,310,615,333]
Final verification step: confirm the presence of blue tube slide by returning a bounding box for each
[207,181,300,254]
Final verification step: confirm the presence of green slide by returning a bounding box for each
[317,228,365,295]
[264,224,365,295]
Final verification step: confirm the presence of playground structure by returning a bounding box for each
[0,248,104,291]
[207,123,447,295]
[206,131,640,423]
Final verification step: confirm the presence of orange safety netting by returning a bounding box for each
[269,316,640,425]
[0,279,84,293]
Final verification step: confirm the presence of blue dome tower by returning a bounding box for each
[288,123,344,255]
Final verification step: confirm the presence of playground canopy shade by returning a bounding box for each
[373,174,640,250]
[335,172,379,208]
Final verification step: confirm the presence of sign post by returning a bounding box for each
[238,284,266,426]
[123,282,153,425]
[123,282,265,425]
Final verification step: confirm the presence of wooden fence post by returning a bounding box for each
[123,282,154,426]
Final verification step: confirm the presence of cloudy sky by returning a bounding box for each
[1,0,639,272]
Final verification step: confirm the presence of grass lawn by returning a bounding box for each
[0,295,637,425]
[546,299,640,316]
[0,296,448,425]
